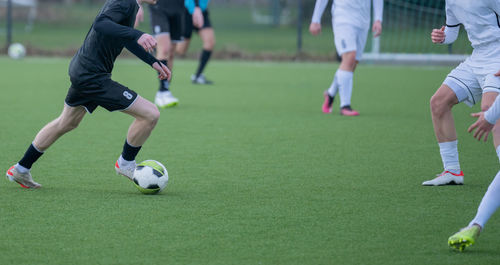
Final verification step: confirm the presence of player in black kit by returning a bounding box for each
[5,0,170,189]
[137,0,202,108]
[176,0,215,85]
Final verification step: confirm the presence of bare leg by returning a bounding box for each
[33,104,87,151]
[122,96,160,147]
[481,92,500,147]
[199,28,215,51]
[339,51,357,72]
[430,84,459,143]
[156,34,175,70]
[176,38,191,56]
[423,84,462,186]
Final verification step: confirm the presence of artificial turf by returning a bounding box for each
[0,57,498,264]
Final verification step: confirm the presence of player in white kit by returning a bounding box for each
[421,0,500,252]
[423,0,500,187]
[309,0,383,116]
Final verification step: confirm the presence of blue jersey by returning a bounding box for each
[185,0,210,14]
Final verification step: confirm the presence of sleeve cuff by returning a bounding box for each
[485,111,497,125]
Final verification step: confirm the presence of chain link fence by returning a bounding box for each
[1,0,472,60]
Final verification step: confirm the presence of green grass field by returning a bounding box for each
[0,57,499,264]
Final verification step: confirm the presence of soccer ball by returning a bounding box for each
[133,160,168,195]
[8,43,26,60]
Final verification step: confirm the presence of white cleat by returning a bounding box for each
[6,165,42,189]
[191,74,213,85]
[155,91,179,108]
[422,171,464,186]
[115,160,136,181]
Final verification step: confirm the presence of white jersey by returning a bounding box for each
[445,0,500,49]
[311,0,383,29]
[447,0,500,124]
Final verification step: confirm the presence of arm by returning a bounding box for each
[468,72,500,141]
[185,0,204,28]
[468,96,499,142]
[134,4,144,28]
[125,40,171,81]
[94,2,143,41]
[125,38,158,66]
[433,3,460,44]
[311,0,328,24]
[185,0,200,14]
[309,0,328,35]
[372,0,383,37]
[372,0,383,23]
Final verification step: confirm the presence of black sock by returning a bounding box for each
[328,95,334,106]
[18,144,44,169]
[159,60,170,92]
[195,49,212,77]
[121,140,142,161]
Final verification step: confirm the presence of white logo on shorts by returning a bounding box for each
[123,91,133,100]
[154,25,161,34]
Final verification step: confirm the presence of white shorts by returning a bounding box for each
[444,59,500,107]
[332,23,369,61]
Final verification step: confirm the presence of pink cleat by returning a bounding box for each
[340,106,360,116]
[322,91,334,114]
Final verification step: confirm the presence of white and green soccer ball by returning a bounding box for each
[133,160,168,195]
[8,43,26,60]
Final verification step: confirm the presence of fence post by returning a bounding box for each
[6,0,13,49]
[297,0,303,54]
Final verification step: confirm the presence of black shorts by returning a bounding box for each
[65,78,138,113]
[182,9,212,39]
[149,7,184,42]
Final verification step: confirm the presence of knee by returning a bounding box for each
[145,106,160,128]
[205,38,215,50]
[430,93,452,116]
[157,46,171,59]
[340,52,357,70]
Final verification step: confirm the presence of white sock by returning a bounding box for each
[158,90,172,96]
[118,155,135,168]
[469,170,500,228]
[438,140,460,172]
[327,71,339,97]
[15,163,29,174]
[337,69,354,108]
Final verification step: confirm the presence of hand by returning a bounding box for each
[152,61,171,81]
[431,26,446,44]
[192,7,204,28]
[468,112,495,142]
[309,23,321,36]
[137,33,157,53]
[134,5,144,28]
[372,20,382,37]
[495,70,500,77]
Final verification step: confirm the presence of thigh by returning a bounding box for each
[122,95,158,120]
[60,103,87,124]
[201,10,212,29]
[150,7,171,36]
[68,79,138,113]
[333,24,358,57]
[443,62,482,107]
[355,27,369,61]
[168,11,184,43]
[182,9,194,39]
